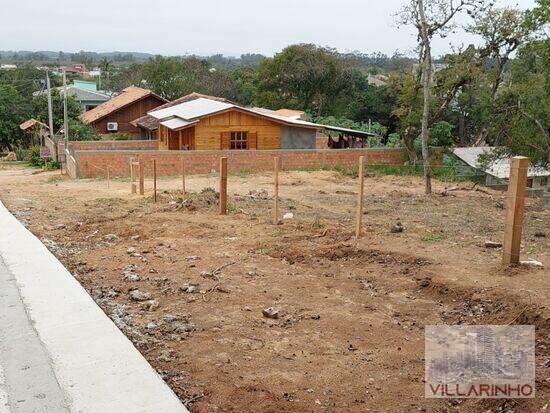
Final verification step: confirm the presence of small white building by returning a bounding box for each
[0,64,17,70]
[453,147,549,193]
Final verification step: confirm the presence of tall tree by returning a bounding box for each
[398,0,486,194]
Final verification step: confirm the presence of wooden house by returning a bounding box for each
[138,95,322,150]
[80,86,167,135]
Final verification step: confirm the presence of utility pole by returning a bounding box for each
[63,69,69,145]
[46,70,54,142]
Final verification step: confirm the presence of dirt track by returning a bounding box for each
[0,164,548,412]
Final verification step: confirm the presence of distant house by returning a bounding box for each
[132,92,373,150]
[63,64,90,78]
[34,80,111,112]
[80,86,167,135]
[453,147,549,192]
[0,64,17,70]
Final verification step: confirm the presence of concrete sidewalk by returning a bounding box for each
[0,200,187,413]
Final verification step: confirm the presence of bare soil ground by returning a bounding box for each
[0,164,548,412]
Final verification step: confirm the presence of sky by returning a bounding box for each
[0,0,535,57]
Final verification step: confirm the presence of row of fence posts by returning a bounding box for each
[127,155,528,264]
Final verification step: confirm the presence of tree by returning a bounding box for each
[256,44,347,116]
[31,89,81,134]
[398,0,486,194]
[0,85,30,150]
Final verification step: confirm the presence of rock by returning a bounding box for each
[129,289,151,301]
[262,307,279,319]
[417,278,431,288]
[130,235,140,241]
[146,322,158,330]
[55,223,66,230]
[174,321,195,333]
[122,264,141,281]
[310,314,321,320]
[163,314,178,323]
[283,212,294,220]
[485,240,503,249]
[520,259,544,268]
[180,283,199,293]
[143,300,159,311]
[104,234,118,242]
[243,306,252,312]
[127,247,136,254]
[534,231,546,238]
[185,256,200,261]
[391,222,404,233]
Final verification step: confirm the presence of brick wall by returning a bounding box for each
[69,140,159,152]
[73,148,407,178]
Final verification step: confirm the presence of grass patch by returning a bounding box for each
[47,176,63,184]
[421,232,446,242]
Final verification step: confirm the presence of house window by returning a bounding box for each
[231,131,248,150]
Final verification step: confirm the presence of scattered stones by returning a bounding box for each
[129,289,152,301]
[484,240,503,249]
[146,322,158,330]
[262,307,279,319]
[390,221,404,233]
[127,247,136,254]
[41,238,61,254]
[283,212,294,220]
[122,264,141,282]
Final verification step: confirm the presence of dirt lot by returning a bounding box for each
[0,163,548,412]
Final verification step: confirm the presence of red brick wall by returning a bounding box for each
[70,140,159,152]
[74,148,407,178]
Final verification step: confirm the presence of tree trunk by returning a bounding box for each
[418,0,432,194]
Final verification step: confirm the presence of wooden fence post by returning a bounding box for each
[355,156,365,239]
[219,157,228,215]
[181,157,186,195]
[153,160,157,203]
[139,160,144,196]
[503,156,529,265]
[273,157,280,224]
[130,157,136,194]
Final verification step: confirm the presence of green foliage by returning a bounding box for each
[68,121,100,141]
[0,84,29,149]
[430,121,455,147]
[386,133,403,148]
[109,132,133,141]
[26,146,43,167]
[31,89,81,133]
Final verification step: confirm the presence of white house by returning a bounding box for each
[453,147,549,192]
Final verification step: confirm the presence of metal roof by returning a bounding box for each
[453,147,549,179]
[160,118,198,131]
[147,96,375,137]
[149,98,233,121]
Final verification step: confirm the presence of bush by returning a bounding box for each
[69,122,100,141]
[27,146,43,167]
[13,147,30,162]
[110,132,133,141]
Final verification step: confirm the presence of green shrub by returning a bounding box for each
[69,122,100,141]
[13,147,30,161]
[111,132,133,141]
[27,146,43,167]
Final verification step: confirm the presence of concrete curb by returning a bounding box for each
[0,201,188,412]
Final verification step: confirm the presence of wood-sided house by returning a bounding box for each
[80,86,167,135]
[132,93,327,151]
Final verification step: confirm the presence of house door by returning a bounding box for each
[180,127,195,150]
[168,130,179,150]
